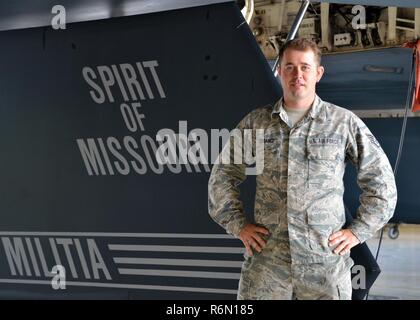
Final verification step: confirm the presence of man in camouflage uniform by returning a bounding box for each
[208,38,397,300]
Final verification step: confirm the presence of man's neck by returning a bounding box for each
[283,94,316,110]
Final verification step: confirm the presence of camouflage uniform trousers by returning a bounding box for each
[236,224,353,300]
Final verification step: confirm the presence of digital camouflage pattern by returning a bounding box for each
[208,95,397,299]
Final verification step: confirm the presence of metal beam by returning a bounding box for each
[415,8,420,38]
[388,7,397,44]
[321,2,331,52]
[318,1,420,8]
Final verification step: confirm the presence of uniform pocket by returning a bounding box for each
[260,134,281,161]
[306,206,345,257]
[307,205,345,226]
[307,145,342,187]
[237,277,252,300]
[307,145,341,161]
[336,274,352,300]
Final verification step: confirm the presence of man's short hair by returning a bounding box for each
[278,38,322,66]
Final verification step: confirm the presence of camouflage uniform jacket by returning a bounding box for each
[208,95,397,265]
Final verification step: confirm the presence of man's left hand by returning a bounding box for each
[328,229,360,255]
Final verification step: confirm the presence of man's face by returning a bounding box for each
[278,48,324,102]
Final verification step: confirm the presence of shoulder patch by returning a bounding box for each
[366,133,381,149]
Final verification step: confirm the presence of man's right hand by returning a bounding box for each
[239,223,270,256]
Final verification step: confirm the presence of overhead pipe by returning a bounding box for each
[272,0,310,76]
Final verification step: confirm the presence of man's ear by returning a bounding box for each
[277,65,281,77]
[316,65,324,82]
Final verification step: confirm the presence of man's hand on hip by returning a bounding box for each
[328,229,360,255]
[239,223,270,256]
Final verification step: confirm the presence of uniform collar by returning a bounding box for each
[271,95,325,121]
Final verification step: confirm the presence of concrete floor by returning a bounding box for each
[366,224,420,300]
